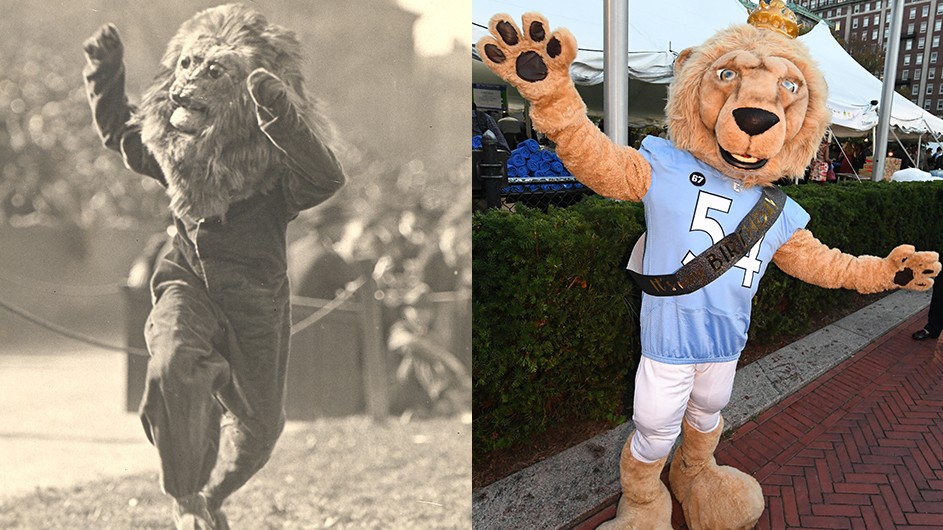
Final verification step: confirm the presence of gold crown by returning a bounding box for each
[748,0,799,39]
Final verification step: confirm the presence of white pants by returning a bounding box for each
[630,356,738,463]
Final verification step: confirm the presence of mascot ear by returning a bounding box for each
[673,47,695,77]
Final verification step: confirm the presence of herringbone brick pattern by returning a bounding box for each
[712,311,943,530]
[579,311,943,529]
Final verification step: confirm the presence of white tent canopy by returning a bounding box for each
[472,0,943,137]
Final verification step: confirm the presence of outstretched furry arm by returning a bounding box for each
[248,69,346,214]
[477,13,651,202]
[773,229,940,293]
[83,24,165,184]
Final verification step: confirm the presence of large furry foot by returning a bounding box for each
[173,493,221,530]
[669,418,764,530]
[476,13,577,104]
[597,433,673,530]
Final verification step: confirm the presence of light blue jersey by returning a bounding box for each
[635,136,809,364]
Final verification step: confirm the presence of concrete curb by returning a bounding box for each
[471,289,931,530]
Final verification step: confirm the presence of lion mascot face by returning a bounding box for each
[137,3,309,220]
[666,23,830,188]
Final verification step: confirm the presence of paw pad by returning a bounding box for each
[478,14,575,85]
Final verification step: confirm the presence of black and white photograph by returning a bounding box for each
[0,1,470,528]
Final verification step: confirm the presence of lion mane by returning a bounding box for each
[136,3,313,221]
[665,24,830,188]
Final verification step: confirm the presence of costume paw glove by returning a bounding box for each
[83,23,124,66]
[884,245,940,291]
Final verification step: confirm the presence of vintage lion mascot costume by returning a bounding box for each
[83,4,345,529]
[478,2,940,529]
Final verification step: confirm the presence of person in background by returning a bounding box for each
[913,285,943,341]
[472,102,508,150]
[920,148,933,172]
[497,111,525,150]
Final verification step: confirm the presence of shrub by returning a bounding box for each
[473,180,943,455]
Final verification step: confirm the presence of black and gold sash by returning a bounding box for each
[627,186,787,297]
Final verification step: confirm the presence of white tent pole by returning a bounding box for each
[604,0,629,147]
[872,0,905,181]
[890,128,914,167]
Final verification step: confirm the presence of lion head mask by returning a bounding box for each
[137,3,310,220]
[665,22,830,188]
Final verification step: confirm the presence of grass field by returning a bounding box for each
[0,415,471,529]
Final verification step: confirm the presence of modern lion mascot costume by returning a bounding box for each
[83,4,345,529]
[478,2,940,529]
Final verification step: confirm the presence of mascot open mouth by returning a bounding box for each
[169,102,208,134]
[719,146,768,170]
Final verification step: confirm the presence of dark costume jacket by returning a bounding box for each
[84,58,346,435]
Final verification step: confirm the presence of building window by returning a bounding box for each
[875,1,880,9]
[827,9,833,17]
[923,5,930,17]
[936,20,942,32]
[939,83,943,94]
[919,37,926,49]
[927,99,933,110]
[874,14,879,25]
[931,69,937,80]
[921,22,928,34]
[933,52,939,64]
[938,3,943,15]
[906,39,913,50]
[853,18,859,29]
[927,84,934,95]
[907,23,915,34]
[910,7,917,19]
[863,17,869,28]
[937,100,943,111]
[854,4,860,13]
[915,69,922,80]
[903,69,910,81]
[905,54,911,65]
[934,36,940,48]
[872,30,878,40]
[836,20,842,31]
[917,54,924,65]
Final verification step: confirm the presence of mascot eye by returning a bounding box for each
[180,57,191,69]
[208,64,223,79]
[717,68,737,81]
[781,79,799,93]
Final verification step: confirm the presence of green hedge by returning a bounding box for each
[473,180,943,454]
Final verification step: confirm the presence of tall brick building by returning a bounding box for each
[794,0,943,115]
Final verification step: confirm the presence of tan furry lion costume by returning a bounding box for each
[478,3,940,529]
[83,4,345,528]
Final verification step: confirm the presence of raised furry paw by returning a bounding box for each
[83,23,123,65]
[886,245,941,291]
[248,68,291,124]
[476,13,577,102]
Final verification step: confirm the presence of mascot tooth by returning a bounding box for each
[83,4,346,529]
[478,1,940,528]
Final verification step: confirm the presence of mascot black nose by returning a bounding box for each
[170,91,191,107]
[732,107,780,136]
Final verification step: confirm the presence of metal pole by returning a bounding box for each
[872,0,904,181]
[604,0,629,147]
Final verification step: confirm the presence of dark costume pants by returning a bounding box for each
[925,285,943,336]
[140,257,288,509]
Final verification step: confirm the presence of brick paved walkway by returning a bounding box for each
[581,309,943,529]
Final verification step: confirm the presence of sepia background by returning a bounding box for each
[0,1,471,528]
